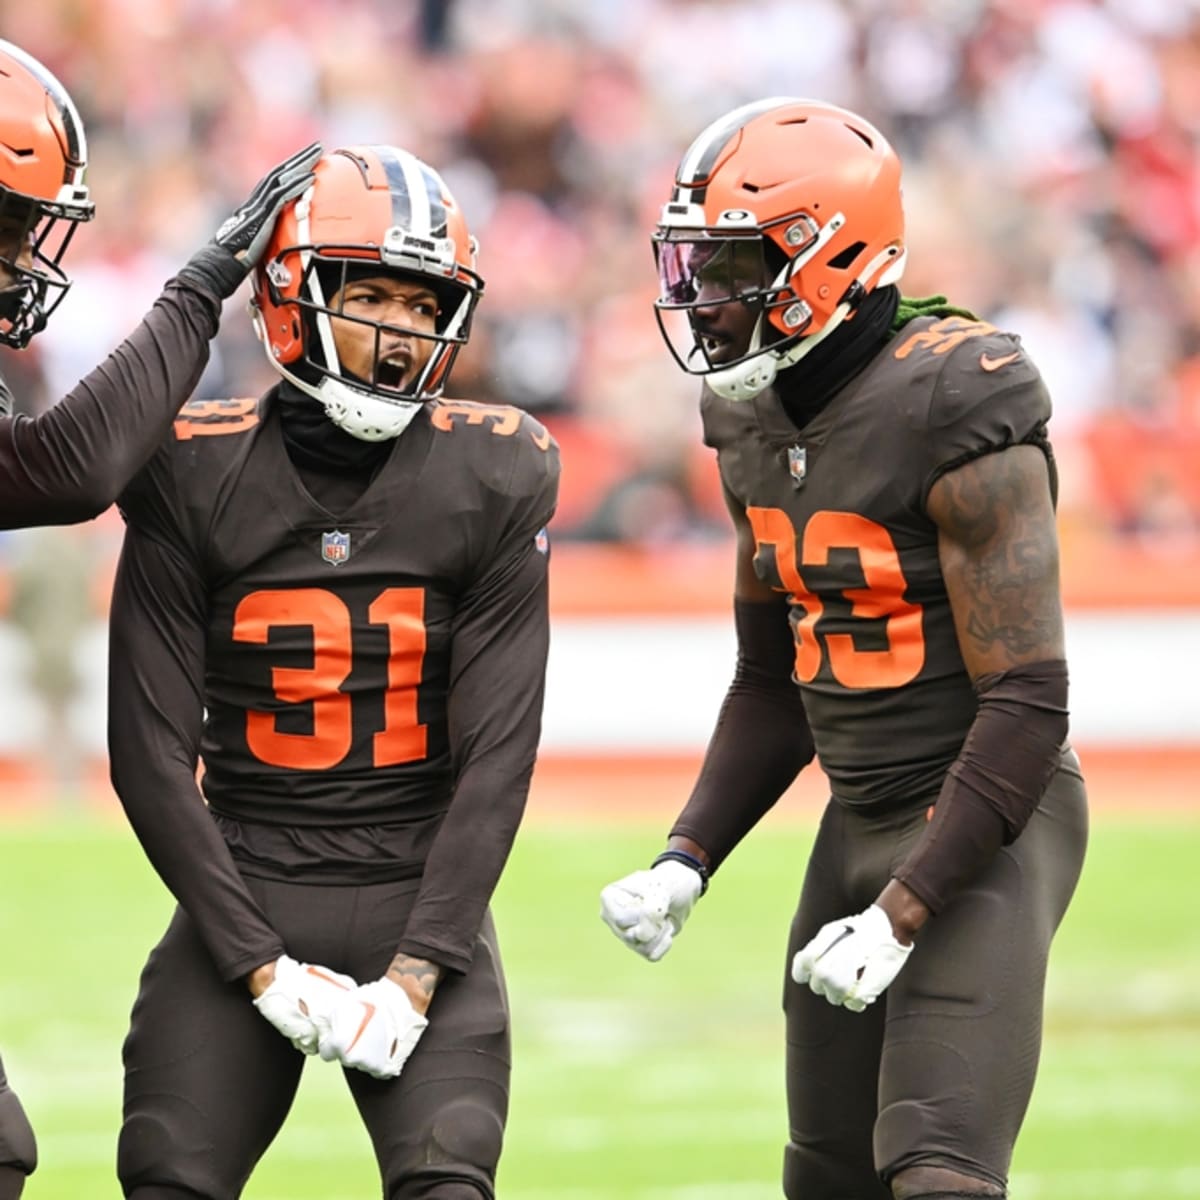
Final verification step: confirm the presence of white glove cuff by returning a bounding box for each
[651,849,710,895]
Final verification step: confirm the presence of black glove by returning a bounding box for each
[178,141,323,300]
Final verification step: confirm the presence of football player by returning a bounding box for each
[0,38,317,1200]
[107,145,559,1199]
[600,98,1088,1200]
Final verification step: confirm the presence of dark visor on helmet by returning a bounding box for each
[652,234,793,377]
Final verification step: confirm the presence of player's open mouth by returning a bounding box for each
[377,355,412,390]
[701,332,734,362]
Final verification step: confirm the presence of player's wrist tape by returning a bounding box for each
[652,849,710,895]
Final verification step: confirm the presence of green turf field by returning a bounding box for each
[2,809,1198,1199]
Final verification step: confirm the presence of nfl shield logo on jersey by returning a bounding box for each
[321,530,351,566]
[787,444,807,487]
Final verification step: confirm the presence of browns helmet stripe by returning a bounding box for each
[372,146,413,232]
[415,162,449,239]
[370,146,448,242]
[674,96,795,205]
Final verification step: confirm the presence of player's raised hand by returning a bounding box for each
[179,142,322,298]
[791,905,913,1013]
[317,978,429,1080]
[600,859,704,962]
[213,142,322,268]
[252,954,358,1054]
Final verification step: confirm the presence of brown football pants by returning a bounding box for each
[782,750,1088,1198]
[0,1052,36,1198]
[118,875,510,1199]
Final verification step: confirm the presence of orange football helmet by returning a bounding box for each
[653,97,906,400]
[0,39,93,347]
[251,145,484,441]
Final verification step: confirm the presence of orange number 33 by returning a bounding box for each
[233,587,427,770]
[747,507,925,688]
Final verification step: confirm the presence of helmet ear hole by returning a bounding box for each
[827,241,866,271]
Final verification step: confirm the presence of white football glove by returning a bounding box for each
[791,904,914,1013]
[600,859,704,962]
[252,954,358,1054]
[317,977,429,1080]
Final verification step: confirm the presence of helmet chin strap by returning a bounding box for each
[313,375,423,442]
[253,334,423,442]
[706,243,906,402]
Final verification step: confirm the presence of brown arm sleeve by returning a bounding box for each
[668,597,815,872]
[107,523,285,982]
[892,442,1070,915]
[395,534,552,974]
[0,275,221,530]
[893,659,1069,912]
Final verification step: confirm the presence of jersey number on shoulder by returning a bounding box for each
[747,507,924,688]
[232,587,426,770]
[431,401,551,450]
[174,397,259,439]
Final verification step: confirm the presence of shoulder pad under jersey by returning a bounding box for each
[120,395,264,539]
[429,398,560,501]
[888,316,1051,485]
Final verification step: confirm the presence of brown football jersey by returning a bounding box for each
[122,392,557,824]
[110,389,559,977]
[702,315,1054,808]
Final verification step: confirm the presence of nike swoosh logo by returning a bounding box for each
[531,427,551,451]
[306,966,351,991]
[815,925,857,961]
[344,1001,377,1053]
[979,351,1021,372]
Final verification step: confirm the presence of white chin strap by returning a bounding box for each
[707,245,907,403]
[313,376,422,442]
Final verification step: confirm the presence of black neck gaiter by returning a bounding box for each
[276,379,395,477]
[775,285,900,430]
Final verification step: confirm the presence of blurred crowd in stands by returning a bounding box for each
[0,0,1198,786]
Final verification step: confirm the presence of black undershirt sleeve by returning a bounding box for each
[0,275,221,530]
[669,597,816,872]
[107,523,285,982]
[893,658,1070,913]
[395,535,553,975]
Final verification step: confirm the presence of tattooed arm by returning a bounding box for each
[879,443,1071,936]
[931,443,1065,672]
[385,954,444,1016]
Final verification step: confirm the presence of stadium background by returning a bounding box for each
[0,1,1197,1197]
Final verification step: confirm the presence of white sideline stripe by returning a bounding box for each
[540,612,1200,750]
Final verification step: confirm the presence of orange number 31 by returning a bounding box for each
[747,507,925,689]
[233,587,427,770]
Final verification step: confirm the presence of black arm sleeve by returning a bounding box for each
[395,535,552,974]
[107,524,285,982]
[0,275,221,530]
[669,597,816,872]
[893,658,1070,913]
